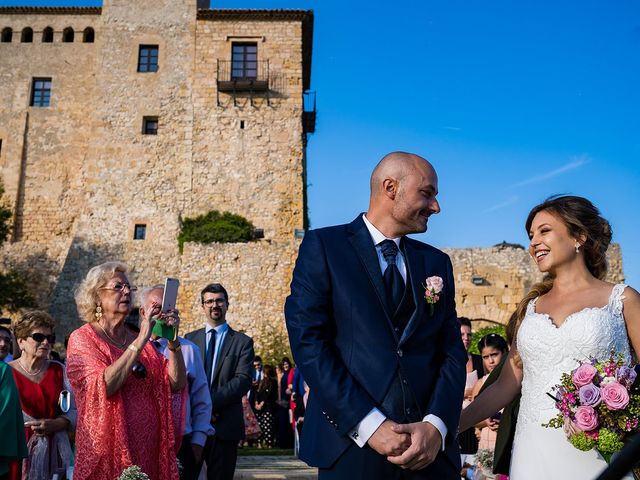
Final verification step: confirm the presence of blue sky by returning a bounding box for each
[3,0,639,286]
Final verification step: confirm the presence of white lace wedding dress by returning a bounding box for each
[511,284,634,480]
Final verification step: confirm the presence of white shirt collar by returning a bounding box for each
[362,213,401,248]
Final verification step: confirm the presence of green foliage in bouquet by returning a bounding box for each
[118,466,150,480]
[569,431,596,451]
[178,210,257,253]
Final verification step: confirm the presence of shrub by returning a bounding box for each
[178,210,256,253]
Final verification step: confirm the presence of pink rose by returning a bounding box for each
[601,382,630,410]
[425,276,444,294]
[574,405,599,431]
[572,363,597,388]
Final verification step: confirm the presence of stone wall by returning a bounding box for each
[0,4,311,358]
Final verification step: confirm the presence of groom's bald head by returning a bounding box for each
[367,151,440,237]
[369,152,432,196]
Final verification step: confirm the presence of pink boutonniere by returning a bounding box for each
[423,276,444,315]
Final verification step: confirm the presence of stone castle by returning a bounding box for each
[0,2,624,355]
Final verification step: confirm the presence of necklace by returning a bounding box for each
[96,322,127,348]
[19,358,46,376]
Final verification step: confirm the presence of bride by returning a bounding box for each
[459,195,640,479]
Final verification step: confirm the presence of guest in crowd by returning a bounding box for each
[276,357,294,448]
[471,334,509,450]
[66,261,187,480]
[185,283,254,480]
[0,325,13,362]
[458,317,484,459]
[248,355,263,411]
[254,364,278,447]
[0,360,27,479]
[461,333,508,480]
[140,284,214,479]
[9,310,76,479]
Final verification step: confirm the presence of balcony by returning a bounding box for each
[303,90,316,134]
[217,60,269,93]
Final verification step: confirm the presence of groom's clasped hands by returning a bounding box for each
[368,420,442,471]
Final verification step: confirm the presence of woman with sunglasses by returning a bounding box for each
[9,310,76,480]
[66,262,187,480]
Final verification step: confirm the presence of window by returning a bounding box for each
[142,116,158,135]
[133,224,146,240]
[21,27,33,43]
[1,27,12,43]
[62,27,74,43]
[30,78,52,107]
[83,27,95,43]
[231,43,257,80]
[42,27,54,43]
[138,45,159,72]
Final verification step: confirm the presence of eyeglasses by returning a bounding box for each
[29,333,56,344]
[100,282,138,293]
[132,361,147,379]
[203,298,226,307]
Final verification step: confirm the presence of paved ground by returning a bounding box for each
[234,456,318,479]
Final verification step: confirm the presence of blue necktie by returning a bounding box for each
[379,239,405,314]
[205,329,215,385]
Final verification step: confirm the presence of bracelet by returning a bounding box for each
[128,343,141,354]
[168,342,181,352]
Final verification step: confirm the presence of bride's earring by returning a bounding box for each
[575,243,580,254]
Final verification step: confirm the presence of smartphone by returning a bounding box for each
[161,278,180,313]
[151,278,180,340]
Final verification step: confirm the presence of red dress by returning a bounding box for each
[10,362,66,480]
[66,324,186,480]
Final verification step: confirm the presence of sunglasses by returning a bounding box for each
[29,333,56,344]
[132,361,147,379]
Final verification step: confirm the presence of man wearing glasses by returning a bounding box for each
[185,283,254,480]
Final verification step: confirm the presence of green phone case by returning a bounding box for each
[152,320,176,340]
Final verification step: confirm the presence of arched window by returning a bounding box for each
[42,26,54,43]
[82,27,94,43]
[21,27,33,43]
[62,27,74,43]
[1,27,12,43]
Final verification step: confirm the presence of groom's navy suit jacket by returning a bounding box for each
[285,215,467,472]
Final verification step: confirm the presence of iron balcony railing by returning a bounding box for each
[217,60,269,92]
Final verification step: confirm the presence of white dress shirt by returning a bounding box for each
[347,214,447,449]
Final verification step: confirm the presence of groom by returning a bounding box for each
[285,152,466,478]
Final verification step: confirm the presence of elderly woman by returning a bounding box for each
[66,262,187,480]
[9,310,76,480]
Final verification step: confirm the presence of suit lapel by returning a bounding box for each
[400,237,427,345]
[212,327,234,384]
[347,215,393,319]
[194,329,206,365]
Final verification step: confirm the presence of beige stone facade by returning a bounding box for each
[0,3,626,355]
[0,2,314,356]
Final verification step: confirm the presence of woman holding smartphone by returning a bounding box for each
[66,261,187,480]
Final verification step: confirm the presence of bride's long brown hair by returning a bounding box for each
[512,196,612,365]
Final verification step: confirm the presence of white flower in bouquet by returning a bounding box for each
[118,466,150,480]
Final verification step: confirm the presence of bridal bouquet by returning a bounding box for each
[543,353,640,462]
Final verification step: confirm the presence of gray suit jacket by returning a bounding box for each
[185,325,254,441]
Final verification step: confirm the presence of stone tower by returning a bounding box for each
[0,2,315,357]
